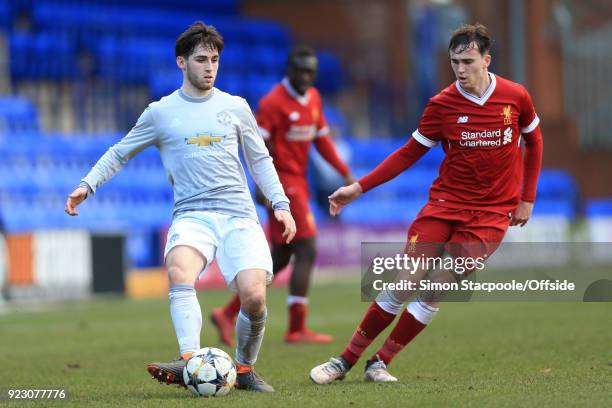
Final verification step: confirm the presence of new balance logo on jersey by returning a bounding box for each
[457,116,469,123]
[503,127,512,145]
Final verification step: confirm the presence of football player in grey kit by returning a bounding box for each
[64,21,296,393]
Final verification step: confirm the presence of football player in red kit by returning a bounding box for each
[310,23,543,384]
[212,46,354,345]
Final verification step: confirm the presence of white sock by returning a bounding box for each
[287,295,308,305]
[406,298,439,324]
[235,309,267,366]
[375,289,403,315]
[169,284,201,356]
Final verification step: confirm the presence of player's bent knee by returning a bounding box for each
[234,268,268,316]
[167,265,197,286]
[165,246,206,285]
[239,292,266,317]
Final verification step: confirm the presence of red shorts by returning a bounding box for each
[268,174,316,244]
[406,203,511,260]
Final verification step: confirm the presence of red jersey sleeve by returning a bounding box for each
[314,92,330,138]
[314,136,350,177]
[255,98,276,141]
[412,100,443,147]
[518,88,542,202]
[519,88,539,134]
[521,126,543,203]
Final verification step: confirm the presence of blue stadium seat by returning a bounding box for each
[347,137,405,168]
[32,2,244,42]
[244,75,278,108]
[104,0,239,16]
[0,97,39,134]
[315,50,344,95]
[218,45,248,76]
[414,145,445,169]
[10,31,77,79]
[240,20,292,48]
[323,106,350,137]
[536,169,578,201]
[0,2,11,29]
[94,36,176,83]
[340,199,423,225]
[149,69,182,101]
[250,45,288,76]
[532,199,576,218]
[585,199,612,217]
[214,73,247,98]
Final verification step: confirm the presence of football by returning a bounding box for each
[182,347,237,397]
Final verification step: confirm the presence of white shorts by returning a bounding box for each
[164,211,273,290]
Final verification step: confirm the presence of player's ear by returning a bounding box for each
[176,55,186,71]
[483,53,491,68]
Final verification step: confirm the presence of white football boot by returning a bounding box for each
[309,357,350,384]
[364,355,398,382]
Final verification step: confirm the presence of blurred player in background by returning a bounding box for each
[65,21,296,393]
[310,23,543,384]
[211,46,354,345]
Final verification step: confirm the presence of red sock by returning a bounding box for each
[340,302,396,367]
[372,309,426,365]
[223,294,241,320]
[288,303,306,333]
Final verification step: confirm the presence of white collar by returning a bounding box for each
[455,73,496,106]
[282,77,310,106]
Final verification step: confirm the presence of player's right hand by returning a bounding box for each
[328,182,363,216]
[64,186,89,216]
[274,209,297,243]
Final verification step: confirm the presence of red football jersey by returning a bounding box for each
[256,78,330,177]
[413,73,540,215]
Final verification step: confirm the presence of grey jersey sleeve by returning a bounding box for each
[236,99,290,211]
[82,107,158,194]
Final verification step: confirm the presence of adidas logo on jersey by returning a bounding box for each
[457,116,469,123]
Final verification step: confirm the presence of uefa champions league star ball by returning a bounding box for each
[183,347,237,397]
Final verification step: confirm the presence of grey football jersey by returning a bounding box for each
[81,88,289,221]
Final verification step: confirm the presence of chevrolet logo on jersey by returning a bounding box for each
[186,133,222,147]
[501,105,512,125]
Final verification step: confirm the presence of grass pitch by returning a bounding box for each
[1,279,610,407]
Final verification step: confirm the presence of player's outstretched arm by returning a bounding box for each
[274,209,296,243]
[328,182,362,216]
[64,186,89,216]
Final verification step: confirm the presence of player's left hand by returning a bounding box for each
[64,186,89,216]
[510,201,534,227]
[274,209,297,243]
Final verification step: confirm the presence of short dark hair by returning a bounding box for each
[287,45,317,67]
[448,23,492,55]
[175,21,224,58]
